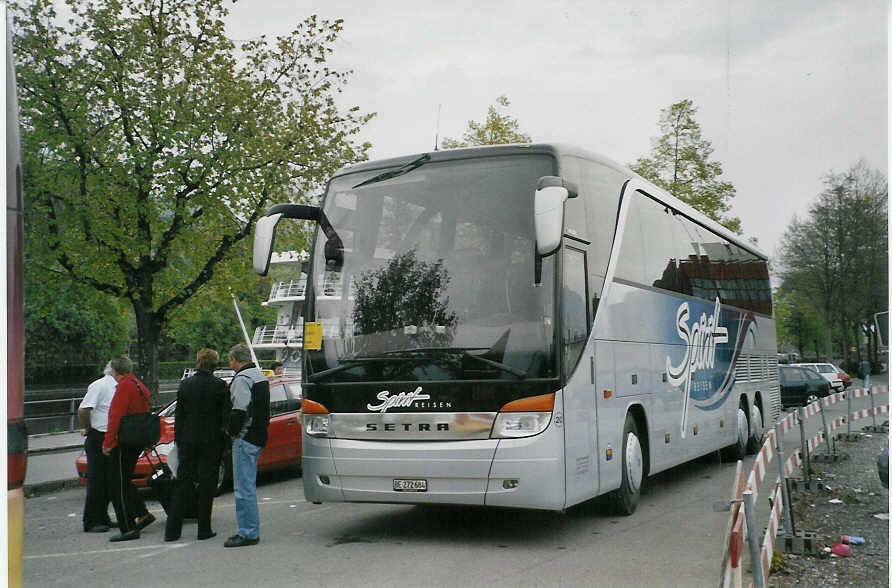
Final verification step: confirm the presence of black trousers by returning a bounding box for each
[82,429,112,530]
[107,445,148,533]
[165,440,222,538]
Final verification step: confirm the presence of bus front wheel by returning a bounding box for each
[611,414,643,516]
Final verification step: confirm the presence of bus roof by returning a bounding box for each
[332,143,768,261]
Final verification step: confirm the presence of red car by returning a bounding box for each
[76,377,303,494]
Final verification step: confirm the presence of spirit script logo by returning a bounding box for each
[666,298,728,437]
[367,386,431,413]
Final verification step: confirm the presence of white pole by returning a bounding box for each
[232,293,261,369]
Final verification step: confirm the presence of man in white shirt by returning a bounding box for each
[78,362,117,532]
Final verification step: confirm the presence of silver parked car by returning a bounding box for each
[792,363,845,392]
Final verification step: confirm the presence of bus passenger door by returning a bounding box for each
[561,243,601,505]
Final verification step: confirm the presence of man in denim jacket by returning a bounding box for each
[224,344,270,548]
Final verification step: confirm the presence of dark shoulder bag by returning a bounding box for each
[117,378,161,448]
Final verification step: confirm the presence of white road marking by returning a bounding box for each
[137,543,188,558]
[25,544,182,559]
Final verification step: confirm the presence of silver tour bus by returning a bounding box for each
[253,144,779,513]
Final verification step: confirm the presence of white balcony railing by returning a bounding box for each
[252,322,304,347]
[269,278,308,301]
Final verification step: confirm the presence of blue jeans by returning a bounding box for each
[232,438,262,539]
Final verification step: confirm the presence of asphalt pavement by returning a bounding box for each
[21,374,888,588]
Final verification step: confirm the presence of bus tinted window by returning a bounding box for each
[613,193,646,285]
[562,246,589,374]
[615,191,772,315]
[638,194,679,292]
[561,156,625,298]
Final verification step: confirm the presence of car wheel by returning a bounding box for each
[610,413,644,516]
[805,393,819,406]
[746,404,763,454]
[722,406,748,461]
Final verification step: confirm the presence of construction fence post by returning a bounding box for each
[743,490,765,588]
[819,399,833,456]
[869,386,878,429]
[797,406,809,484]
[774,425,794,537]
[846,389,852,436]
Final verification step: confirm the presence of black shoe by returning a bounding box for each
[197,531,217,541]
[224,535,259,548]
[164,533,181,542]
[109,530,140,542]
[85,524,109,533]
[134,513,156,531]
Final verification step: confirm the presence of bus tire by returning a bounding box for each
[746,404,763,454]
[722,407,748,461]
[611,414,643,516]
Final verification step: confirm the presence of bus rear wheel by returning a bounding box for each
[722,406,748,461]
[611,414,643,516]
[746,404,763,454]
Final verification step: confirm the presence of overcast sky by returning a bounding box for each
[225,0,887,258]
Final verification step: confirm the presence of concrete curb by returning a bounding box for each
[28,444,83,456]
[24,478,82,498]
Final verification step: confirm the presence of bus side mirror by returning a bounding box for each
[253,213,283,275]
[534,176,574,256]
[253,203,343,275]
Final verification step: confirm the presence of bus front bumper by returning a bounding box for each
[302,423,565,511]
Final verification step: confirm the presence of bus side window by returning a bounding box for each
[562,245,589,376]
[637,193,680,293]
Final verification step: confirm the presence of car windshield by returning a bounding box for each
[817,364,834,373]
[305,153,558,383]
[804,370,823,382]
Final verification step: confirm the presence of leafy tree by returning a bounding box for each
[777,161,887,362]
[24,269,131,381]
[13,0,373,396]
[631,99,741,233]
[441,95,531,149]
[773,287,825,360]
[161,282,275,361]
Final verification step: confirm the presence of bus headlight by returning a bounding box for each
[302,398,331,437]
[491,412,552,438]
[303,414,331,437]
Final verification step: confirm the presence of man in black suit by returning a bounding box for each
[164,349,230,541]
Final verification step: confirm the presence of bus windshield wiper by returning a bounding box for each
[380,346,527,379]
[352,154,431,189]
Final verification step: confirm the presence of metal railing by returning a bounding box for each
[252,323,304,346]
[269,278,307,301]
[718,385,889,588]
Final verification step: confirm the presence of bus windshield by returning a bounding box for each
[306,153,557,384]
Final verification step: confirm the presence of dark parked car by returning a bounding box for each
[779,365,831,409]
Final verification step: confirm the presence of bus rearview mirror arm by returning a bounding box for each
[253,203,343,276]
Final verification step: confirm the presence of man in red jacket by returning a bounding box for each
[102,356,156,542]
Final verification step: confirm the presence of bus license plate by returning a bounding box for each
[393,479,427,492]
